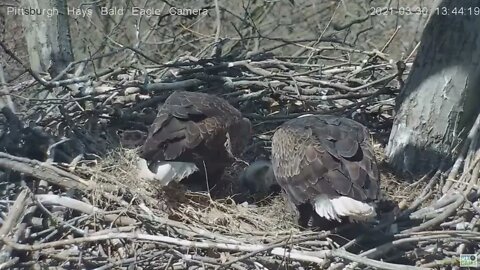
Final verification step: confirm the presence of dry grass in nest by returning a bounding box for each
[373,142,427,209]
[76,147,299,237]
[82,143,423,238]
[73,147,161,209]
[162,163,299,237]
[170,194,299,238]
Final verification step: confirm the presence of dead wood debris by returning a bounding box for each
[0,45,478,270]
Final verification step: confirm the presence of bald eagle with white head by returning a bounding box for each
[241,114,379,227]
[136,91,252,192]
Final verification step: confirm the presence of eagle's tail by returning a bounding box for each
[313,194,377,222]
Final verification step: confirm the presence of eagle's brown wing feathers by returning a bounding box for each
[272,115,379,207]
[140,91,246,165]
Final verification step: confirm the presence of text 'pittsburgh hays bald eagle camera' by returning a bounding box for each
[136,91,252,192]
[241,114,380,227]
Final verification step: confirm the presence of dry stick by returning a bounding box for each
[138,204,243,244]
[28,215,86,240]
[457,118,480,191]
[361,235,439,259]
[1,229,233,258]
[218,232,331,269]
[0,152,91,189]
[294,44,381,58]
[420,257,458,269]
[399,230,480,238]
[0,64,16,113]
[0,189,31,264]
[464,153,480,194]
[92,257,139,270]
[1,231,427,269]
[465,128,480,172]
[142,79,203,93]
[405,42,421,63]
[0,41,50,87]
[0,41,122,88]
[2,232,265,252]
[237,61,397,93]
[1,222,26,268]
[305,0,340,64]
[443,112,480,193]
[35,194,136,226]
[331,249,429,270]
[380,26,401,53]
[405,170,441,213]
[174,251,225,267]
[0,190,30,239]
[402,194,465,233]
[272,248,328,265]
[210,0,221,57]
[444,154,480,195]
[347,26,400,82]
[246,83,395,122]
[360,231,480,261]
[46,138,71,162]
[0,258,19,270]
[2,228,432,270]
[409,194,462,220]
[0,153,122,197]
[34,198,87,236]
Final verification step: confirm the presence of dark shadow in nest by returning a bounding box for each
[149,162,249,222]
[352,108,394,147]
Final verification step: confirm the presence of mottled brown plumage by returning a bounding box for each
[140,91,251,191]
[271,115,379,226]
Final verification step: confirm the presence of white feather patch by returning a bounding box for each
[313,194,340,221]
[313,195,376,222]
[137,158,198,186]
[297,113,314,118]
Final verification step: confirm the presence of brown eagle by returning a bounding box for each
[241,114,379,226]
[137,91,252,192]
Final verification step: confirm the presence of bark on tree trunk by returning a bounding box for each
[22,0,73,78]
[386,0,480,176]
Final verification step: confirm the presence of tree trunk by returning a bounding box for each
[22,0,73,78]
[385,0,480,176]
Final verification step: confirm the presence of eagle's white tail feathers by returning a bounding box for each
[313,195,376,222]
[137,158,198,186]
[313,194,341,221]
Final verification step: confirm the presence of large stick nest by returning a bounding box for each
[0,42,479,270]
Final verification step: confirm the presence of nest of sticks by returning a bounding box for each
[0,45,479,270]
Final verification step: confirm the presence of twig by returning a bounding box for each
[443,112,480,193]
[402,193,465,233]
[0,189,31,264]
[332,249,429,270]
[0,152,92,189]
